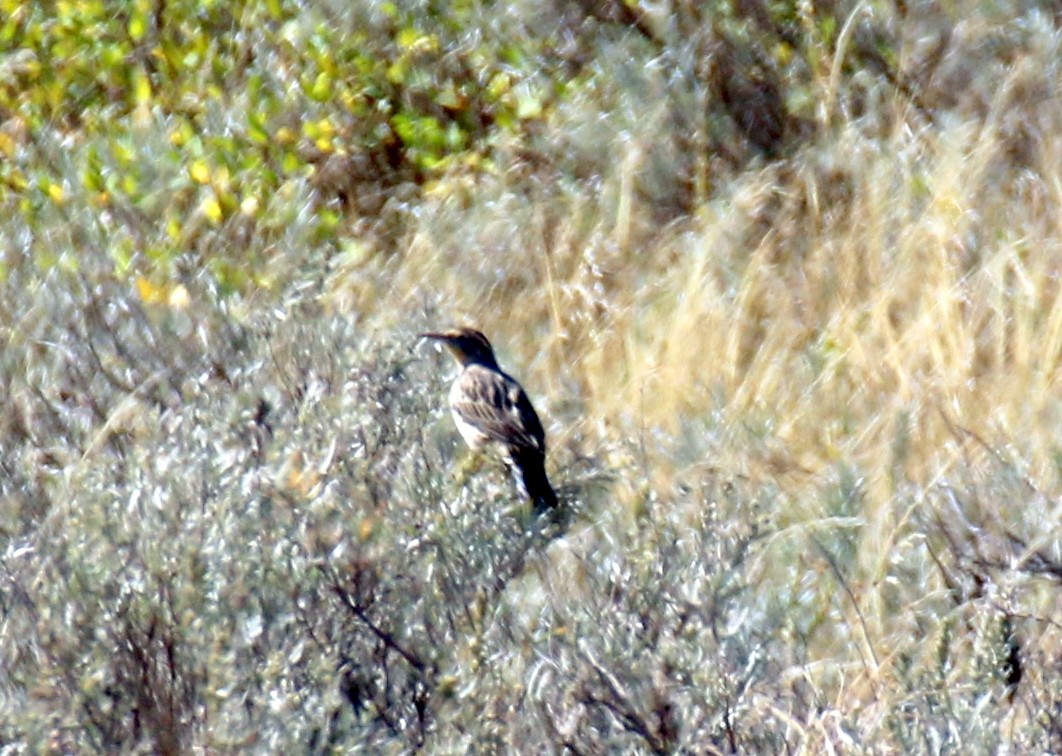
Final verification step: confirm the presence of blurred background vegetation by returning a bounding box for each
[2,0,1062,751]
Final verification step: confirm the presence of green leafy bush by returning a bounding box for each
[4,0,1062,751]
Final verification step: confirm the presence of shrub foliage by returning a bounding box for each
[3,0,1062,751]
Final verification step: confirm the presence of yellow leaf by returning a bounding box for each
[275,127,295,146]
[309,71,331,101]
[128,11,147,41]
[280,151,301,173]
[396,28,437,52]
[136,276,166,305]
[396,27,421,48]
[47,183,64,205]
[487,72,511,99]
[200,193,223,224]
[133,69,152,104]
[386,57,408,84]
[339,89,357,111]
[169,121,193,147]
[189,160,211,184]
[0,132,14,158]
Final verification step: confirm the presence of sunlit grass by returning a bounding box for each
[2,0,1062,751]
[335,21,1062,728]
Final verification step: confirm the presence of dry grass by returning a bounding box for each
[329,8,1062,723]
[365,65,1062,498]
[3,1,1062,751]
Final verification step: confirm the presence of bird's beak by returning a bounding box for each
[420,333,453,356]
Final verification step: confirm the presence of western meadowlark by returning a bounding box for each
[421,328,558,516]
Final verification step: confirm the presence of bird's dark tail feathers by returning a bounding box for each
[511,448,558,517]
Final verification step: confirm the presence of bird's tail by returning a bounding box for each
[512,448,558,517]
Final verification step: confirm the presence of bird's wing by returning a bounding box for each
[452,365,546,453]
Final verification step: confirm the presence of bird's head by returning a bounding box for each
[421,327,498,368]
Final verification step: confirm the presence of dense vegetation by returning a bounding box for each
[2,0,1061,751]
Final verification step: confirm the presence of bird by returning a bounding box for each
[421,327,558,516]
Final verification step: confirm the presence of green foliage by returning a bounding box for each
[0,0,952,288]
[4,0,1062,751]
[0,279,775,750]
[0,0,565,287]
